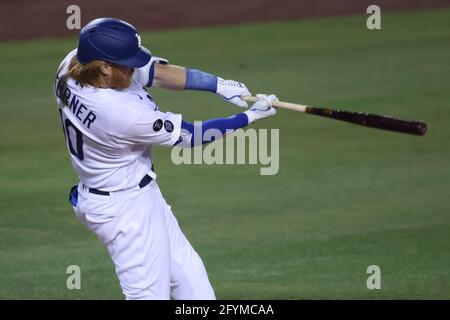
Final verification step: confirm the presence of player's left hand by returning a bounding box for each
[216,78,251,108]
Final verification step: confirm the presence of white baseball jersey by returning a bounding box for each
[54,49,182,191]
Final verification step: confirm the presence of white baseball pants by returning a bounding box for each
[73,180,215,300]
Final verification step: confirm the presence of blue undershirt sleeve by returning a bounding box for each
[174,113,249,147]
[184,68,218,93]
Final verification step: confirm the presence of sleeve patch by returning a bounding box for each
[153,119,163,132]
[164,120,174,132]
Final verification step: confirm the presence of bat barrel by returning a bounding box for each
[369,115,428,136]
[306,107,428,136]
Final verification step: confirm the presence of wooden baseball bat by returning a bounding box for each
[241,96,427,136]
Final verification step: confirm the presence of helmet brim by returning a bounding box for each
[112,46,152,68]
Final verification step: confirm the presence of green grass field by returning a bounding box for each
[1,8,449,299]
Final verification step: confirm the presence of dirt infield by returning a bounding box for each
[1,0,449,41]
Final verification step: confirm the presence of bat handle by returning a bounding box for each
[241,95,308,113]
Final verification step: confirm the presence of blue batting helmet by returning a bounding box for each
[77,18,151,68]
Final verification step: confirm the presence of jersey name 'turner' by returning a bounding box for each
[55,75,97,129]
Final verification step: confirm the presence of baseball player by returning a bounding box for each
[54,17,278,300]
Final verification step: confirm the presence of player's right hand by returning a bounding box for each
[244,94,278,123]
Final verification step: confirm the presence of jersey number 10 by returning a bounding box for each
[59,109,84,160]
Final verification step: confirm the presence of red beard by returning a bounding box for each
[111,66,134,89]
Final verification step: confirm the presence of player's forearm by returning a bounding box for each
[152,63,187,90]
[152,63,251,107]
[152,63,218,92]
[174,113,249,148]
[173,95,278,148]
